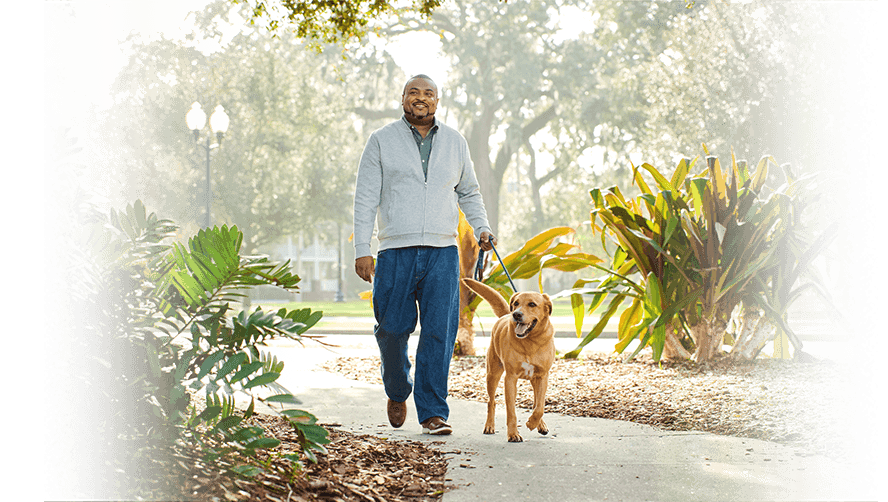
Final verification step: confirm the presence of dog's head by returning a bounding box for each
[508,291,552,338]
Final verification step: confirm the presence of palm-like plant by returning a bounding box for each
[556,145,853,363]
[563,159,703,360]
[678,152,779,361]
[729,171,840,360]
[564,148,824,363]
[78,200,328,497]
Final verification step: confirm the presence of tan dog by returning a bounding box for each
[461,278,556,442]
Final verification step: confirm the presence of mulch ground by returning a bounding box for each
[131,349,871,501]
[137,416,451,501]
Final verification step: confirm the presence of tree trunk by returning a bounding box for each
[690,319,721,364]
[455,227,480,356]
[690,316,728,363]
[729,305,775,361]
[661,322,692,360]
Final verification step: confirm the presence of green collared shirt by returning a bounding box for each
[403,116,438,180]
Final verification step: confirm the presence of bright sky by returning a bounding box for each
[44,0,601,176]
[47,0,453,126]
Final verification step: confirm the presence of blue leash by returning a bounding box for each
[476,240,518,293]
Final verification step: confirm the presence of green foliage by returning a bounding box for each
[467,224,602,312]
[745,170,856,357]
[99,2,365,249]
[80,199,328,497]
[564,148,835,363]
[232,0,442,44]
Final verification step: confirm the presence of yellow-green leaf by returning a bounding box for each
[571,293,584,338]
[640,163,673,192]
[632,163,653,195]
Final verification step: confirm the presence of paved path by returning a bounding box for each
[261,335,882,502]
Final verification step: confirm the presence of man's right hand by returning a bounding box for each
[355,256,375,283]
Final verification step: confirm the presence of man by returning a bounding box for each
[353,74,496,435]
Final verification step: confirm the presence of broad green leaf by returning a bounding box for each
[615,298,643,353]
[263,393,302,405]
[245,437,281,450]
[640,163,673,191]
[625,329,653,362]
[227,426,263,443]
[196,405,222,423]
[230,361,264,383]
[643,273,662,314]
[120,205,137,241]
[670,157,693,189]
[715,248,775,301]
[197,351,227,381]
[653,287,702,329]
[632,163,653,195]
[751,155,774,192]
[687,178,707,220]
[281,409,317,424]
[217,352,248,381]
[300,424,330,445]
[571,292,584,338]
[245,396,256,418]
[727,148,740,202]
[214,415,243,432]
[564,294,626,359]
[651,323,666,362]
[590,187,605,208]
[736,158,751,185]
[243,372,281,389]
[230,465,263,477]
[664,216,679,245]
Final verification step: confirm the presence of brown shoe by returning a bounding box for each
[421,417,453,435]
[387,399,407,428]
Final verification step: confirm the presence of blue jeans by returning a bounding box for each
[372,245,459,424]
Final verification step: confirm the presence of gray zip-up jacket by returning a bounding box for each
[353,117,491,259]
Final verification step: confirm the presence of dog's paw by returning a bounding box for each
[507,433,524,443]
[483,425,496,434]
[538,421,549,435]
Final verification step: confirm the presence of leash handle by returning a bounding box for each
[487,241,518,293]
[474,247,485,281]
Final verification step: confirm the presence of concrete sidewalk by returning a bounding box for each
[263,336,881,502]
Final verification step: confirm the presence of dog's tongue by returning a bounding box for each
[515,322,530,335]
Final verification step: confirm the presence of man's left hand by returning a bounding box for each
[479,231,497,252]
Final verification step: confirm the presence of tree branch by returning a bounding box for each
[352,106,401,121]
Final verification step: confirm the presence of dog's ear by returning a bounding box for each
[509,292,520,311]
[543,294,552,315]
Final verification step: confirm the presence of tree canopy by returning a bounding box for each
[228,0,702,46]
[231,0,443,44]
[94,2,366,251]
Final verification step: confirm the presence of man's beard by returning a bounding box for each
[404,106,435,126]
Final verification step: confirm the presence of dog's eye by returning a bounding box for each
[529,302,537,308]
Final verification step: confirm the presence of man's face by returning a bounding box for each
[402,78,438,124]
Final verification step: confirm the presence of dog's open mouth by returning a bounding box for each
[514,319,537,338]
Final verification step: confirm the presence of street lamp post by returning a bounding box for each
[335,221,345,302]
[186,102,230,228]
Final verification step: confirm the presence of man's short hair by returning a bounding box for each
[403,74,438,95]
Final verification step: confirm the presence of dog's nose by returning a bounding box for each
[512,310,524,322]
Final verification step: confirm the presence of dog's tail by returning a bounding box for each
[461,278,510,318]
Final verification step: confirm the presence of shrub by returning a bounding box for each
[69,200,328,498]
[564,147,836,363]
